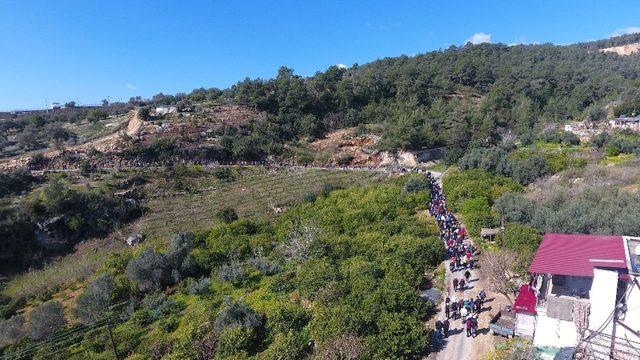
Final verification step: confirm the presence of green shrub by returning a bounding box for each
[258,331,308,360]
[183,277,211,296]
[494,192,535,224]
[0,314,26,347]
[0,297,26,320]
[443,169,521,212]
[606,145,620,157]
[214,297,263,333]
[166,232,196,279]
[126,248,169,292]
[295,258,338,300]
[309,305,367,345]
[217,262,246,283]
[367,312,429,359]
[113,321,144,356]
[141,292,184,320]
[86,109,108,122]
[74,274,114,324]
[216,326,256,358]
[266,302,310,334]
[217,207,239,224]
[402,176,429,194]
[0,169,35,198]
[28,300,66,340]
[212,167,234,181]
[499,223,542,273]
[248,257,281,275]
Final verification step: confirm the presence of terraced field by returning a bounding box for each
[2,167,384,299]
[138,167,385,240]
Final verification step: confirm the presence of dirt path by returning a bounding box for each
[67,109,142,153]
[433,255,481,360]
[429,250,511,360]
[0,110,143,170]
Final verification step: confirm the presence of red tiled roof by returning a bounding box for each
[513,284,537,314]
[528,233,627,277]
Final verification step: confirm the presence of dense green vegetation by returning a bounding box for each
[3,34,640,359]
[125,34,640,162]
[0,176,142,273]
[0,177,444,359]
[442,168,521,236]
[494,188,640,236]
[457,133,588,185]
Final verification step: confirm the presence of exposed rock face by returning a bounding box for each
[35,216,69,250]
[599,42,640,56]
[379,151,418,167]
[126,233,145,246]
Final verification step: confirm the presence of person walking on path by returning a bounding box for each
[435,319,444,338]
[465,316,473,337]
[471,316,478,338]
[464,269,471,282]
[478,289,486,304]
[460,306,468,324]
[474,297,482,314]
[443,319,450,338]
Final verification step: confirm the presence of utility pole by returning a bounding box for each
[107,321,120,360]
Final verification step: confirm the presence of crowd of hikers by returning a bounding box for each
[426,172,485,340]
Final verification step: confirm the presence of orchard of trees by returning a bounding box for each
[0,176,444,359]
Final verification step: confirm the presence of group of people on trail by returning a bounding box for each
[425,172,486,341]
[452,269,472,292]
[449,243,475,272]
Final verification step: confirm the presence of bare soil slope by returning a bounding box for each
[600,42,640,55]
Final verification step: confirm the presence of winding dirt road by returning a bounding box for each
[0,110,143,170]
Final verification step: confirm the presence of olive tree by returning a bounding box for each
[74,274,115,324]
[126,248,169,292]
[28,300,66,340]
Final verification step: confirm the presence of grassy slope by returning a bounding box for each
[3,167,383,300]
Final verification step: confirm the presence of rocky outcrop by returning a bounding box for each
[126,233,145,246]
[35,215,69,250]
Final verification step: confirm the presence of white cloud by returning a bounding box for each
[465,32,492,45]
[125,83,136,90]
[336,63,347,69]
[610,26,640,37]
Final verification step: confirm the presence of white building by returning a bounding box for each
[524,233,640,359]
[609,115,640,132]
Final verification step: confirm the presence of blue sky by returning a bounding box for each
[0,0,639,111]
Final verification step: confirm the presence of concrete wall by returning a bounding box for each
[533,309,578,348]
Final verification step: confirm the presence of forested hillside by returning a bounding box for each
[2,33,640,359]
[147,33,640,159]
[3,34,640,166]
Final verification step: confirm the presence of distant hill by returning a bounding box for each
[2,34,640,170]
